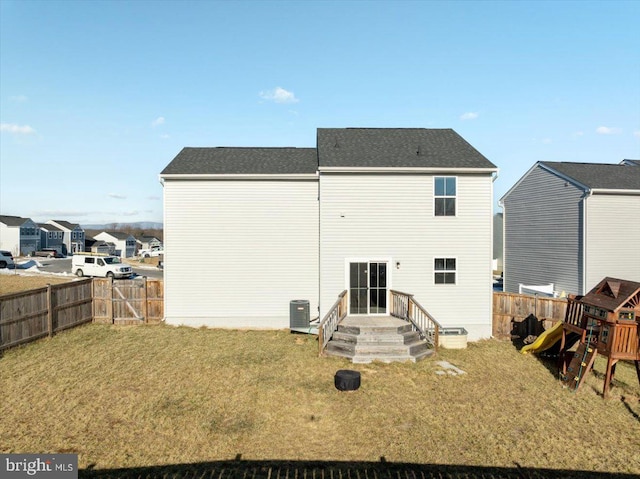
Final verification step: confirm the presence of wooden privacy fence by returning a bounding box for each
[93,277,164,325]
[0,279,93,351]
[493,291,568,340]
[0,277,164,352]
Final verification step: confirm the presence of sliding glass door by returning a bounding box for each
[349,261,388,315]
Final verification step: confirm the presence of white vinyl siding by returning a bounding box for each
[319,173,494,340]
[584,194,640,289]
[502,166,583,295]
[163,179,319,328]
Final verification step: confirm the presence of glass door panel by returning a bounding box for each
[349,261,388,315]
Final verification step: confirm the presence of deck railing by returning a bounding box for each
[318,290,347,356]
[390,290,441,349]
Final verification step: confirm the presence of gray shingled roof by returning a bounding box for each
[38,223,63,232]
[0,215,30,227]
[51,220,81,230]
[101,231,132,240]
[317,128,496,169]
[161,147,318,175]
[541,162,640,190]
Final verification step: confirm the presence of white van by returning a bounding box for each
[72,253,133,279]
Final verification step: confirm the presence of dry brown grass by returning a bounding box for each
[124,256,161,267]
[0,273,76,296]
[1,324,639,474]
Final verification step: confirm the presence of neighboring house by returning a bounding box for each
[160,128,498,340]
[0,215,41,256]
[136,235,162,252]
[85,236,113,255]
[621,159,639,166]
[47,220,85,255]
[500,161,640,296]
[94,231,136,257]
[38,223,65,254]
[493,212,503,273]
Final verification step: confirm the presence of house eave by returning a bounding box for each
[589,188,640,195]
[317,166,498,174]
[159,173,319,181]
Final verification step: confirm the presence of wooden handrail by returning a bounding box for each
[318,290,348,356]
[390,290,442,350]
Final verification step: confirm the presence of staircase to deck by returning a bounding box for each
[325,316,435,363]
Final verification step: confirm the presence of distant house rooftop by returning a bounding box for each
[0,215,31,227]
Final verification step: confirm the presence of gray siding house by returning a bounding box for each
[38,223,65,254]
[0,215,41,256]
[47,220,85,255]
[500,161,640,295]
[161,128,498,340]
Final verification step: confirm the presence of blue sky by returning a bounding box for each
[1,0,639,225]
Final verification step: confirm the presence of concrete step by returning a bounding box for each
[325,316,435,364]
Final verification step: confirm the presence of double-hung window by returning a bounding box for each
[434,258,456,284]
[434,176,456,216]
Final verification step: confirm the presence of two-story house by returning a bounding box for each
[94,231,137,258]
[500,161,640,295]
[0,215,41,256]
[160,128,498,340]
[136,235,162,253]
[38,223,65,254]
[46,220,85,255]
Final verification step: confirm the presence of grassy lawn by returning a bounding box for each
[0,273,76,295]
[0,323,639,475]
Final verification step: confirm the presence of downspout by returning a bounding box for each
[582,189,593,295]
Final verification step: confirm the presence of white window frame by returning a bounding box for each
[434,257,457,285]
[434,176,457,217]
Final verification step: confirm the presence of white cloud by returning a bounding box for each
[460,112,479,121]
[596,126,620,135]
[108,193,127,200]
[151,116,165,127]
[146,195,161,200]
[633,130,640,138]
[259,87,299,104]
[9,95,28,103]
[573,131,584,137]
[121,210,139,216]
[159,134,170,139]
[542,138,552,144]
[1,123,36,134]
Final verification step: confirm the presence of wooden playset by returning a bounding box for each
[559,277,640,397]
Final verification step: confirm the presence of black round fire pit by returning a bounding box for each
[334,369,361,391]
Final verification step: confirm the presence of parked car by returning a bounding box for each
[71,253,133,279]
[0,250,15,269]
[33,249,64,258]
[139,245,163,258]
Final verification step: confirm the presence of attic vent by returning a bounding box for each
[416,145,421,156]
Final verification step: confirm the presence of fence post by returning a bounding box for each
[142,277,148,323]
[47,284,53,337]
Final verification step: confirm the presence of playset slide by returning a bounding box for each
[520,321,564,354]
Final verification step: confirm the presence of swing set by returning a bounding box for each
[559,277,640,398]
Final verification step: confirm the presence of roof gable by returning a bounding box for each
[161,147,318,175]
[317,128,496,169]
